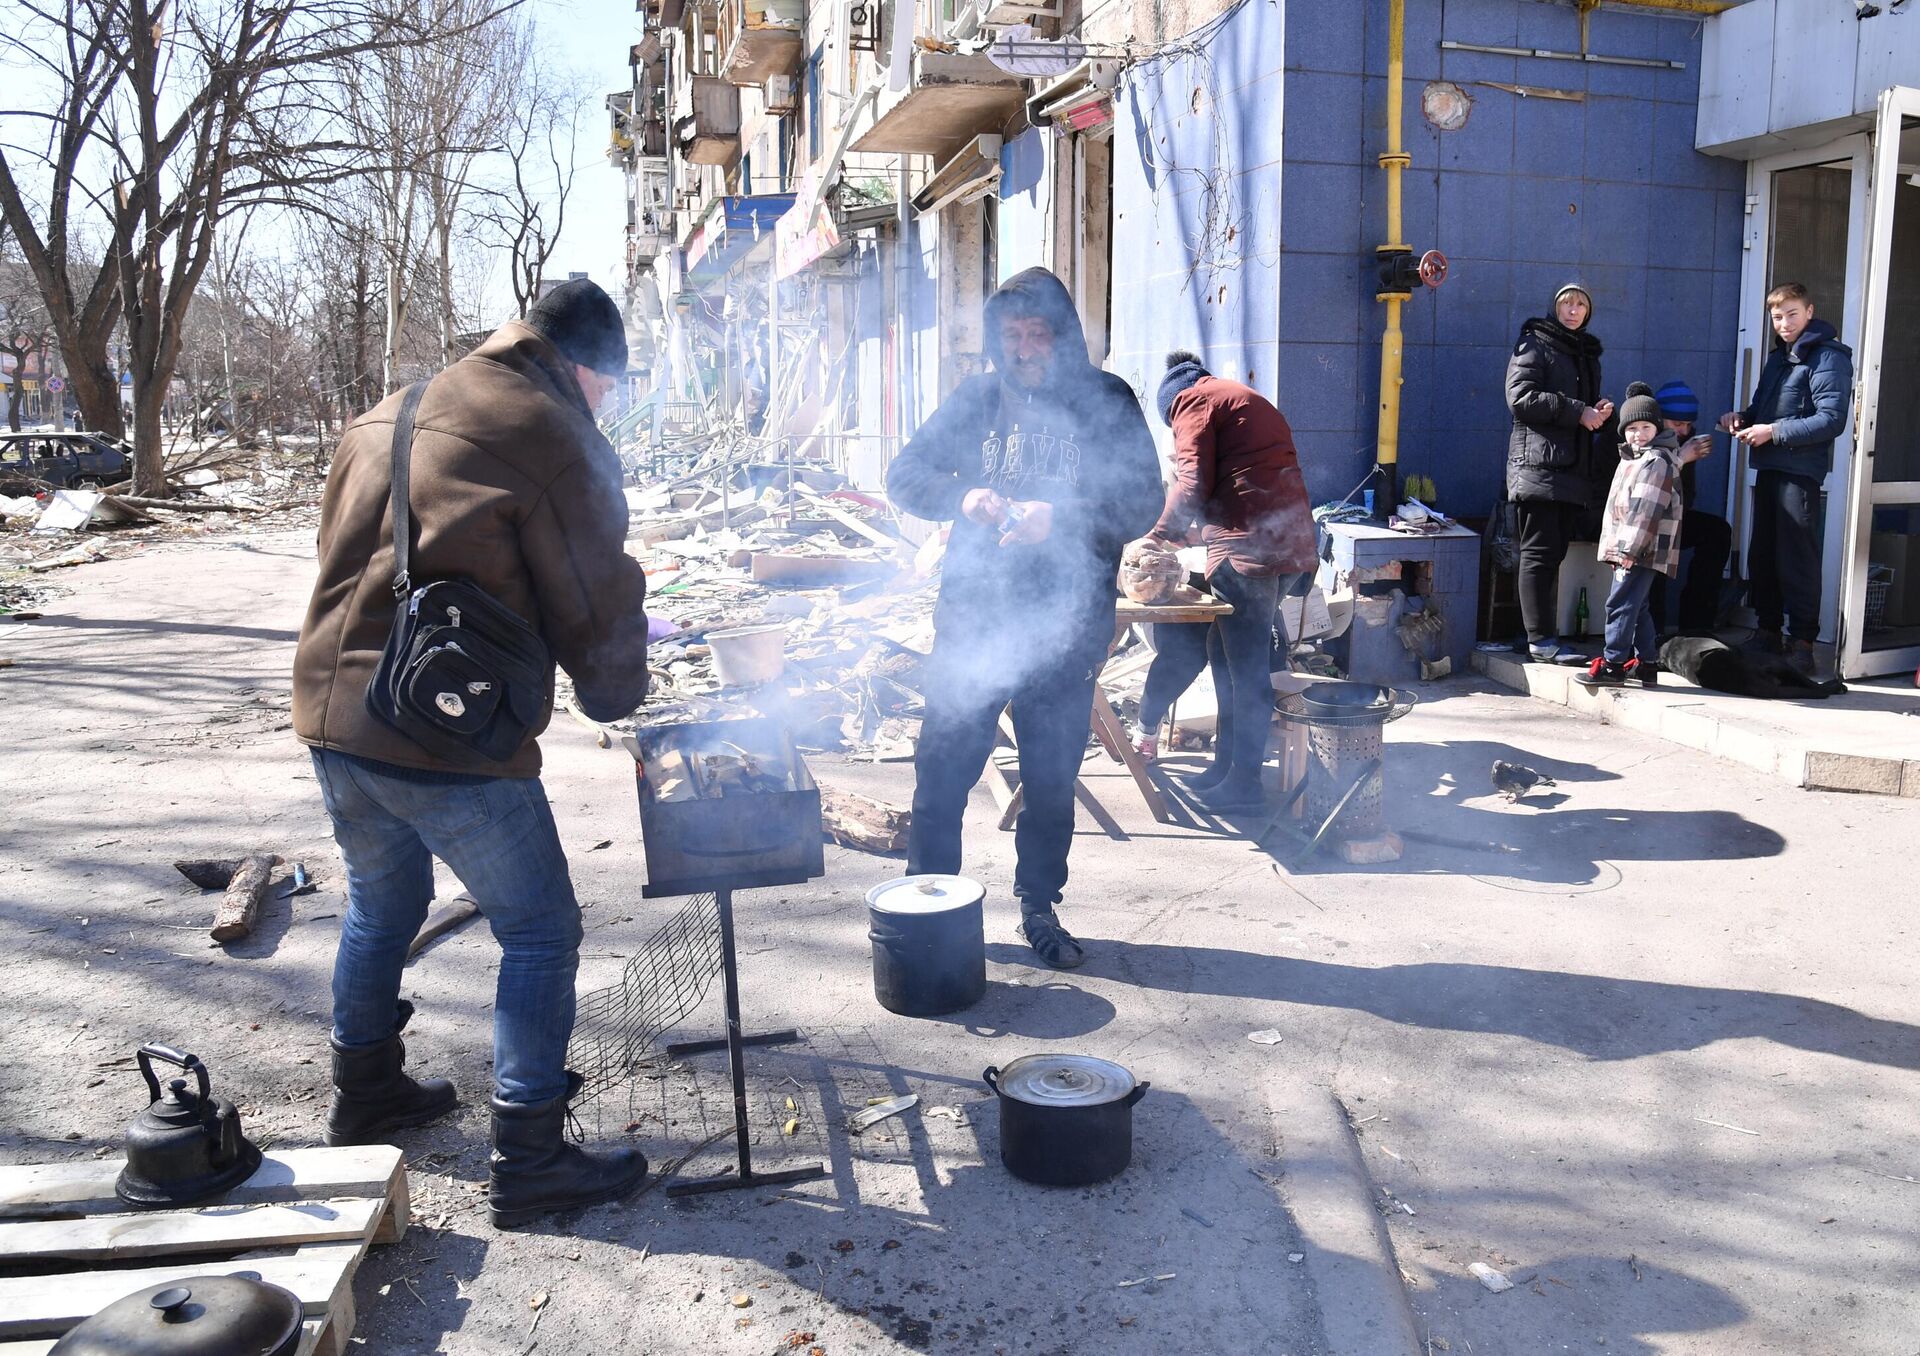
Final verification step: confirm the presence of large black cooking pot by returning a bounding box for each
[983,1054,1148,1187]
[867,875,986,1017]
[50,1274,304,1355]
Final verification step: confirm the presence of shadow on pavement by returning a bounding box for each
[1021,944,1920,1071]
[1414,1253,1747,1355]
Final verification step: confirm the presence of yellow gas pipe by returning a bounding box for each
[1374,0,1411,513]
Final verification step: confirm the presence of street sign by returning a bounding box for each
[44,376,65,394]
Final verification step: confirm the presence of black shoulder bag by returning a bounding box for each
[365,381,553,764]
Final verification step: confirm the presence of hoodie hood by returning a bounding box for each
[1620,427,1681,461]
[1783,316,1844,363]
[1521,314,1604,358]
[983,267,1091,376]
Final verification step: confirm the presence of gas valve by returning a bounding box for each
[1376,248,1450,293]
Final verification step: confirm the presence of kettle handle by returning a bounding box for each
[136,1044,209,1105]
[982,1066,1001,1093]
[1124,1081,1150,1107]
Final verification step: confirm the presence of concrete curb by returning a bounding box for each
[1273,1090,1423,1356]
[1471,650,1920,797]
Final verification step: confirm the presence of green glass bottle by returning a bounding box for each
[1575,586,1590,637]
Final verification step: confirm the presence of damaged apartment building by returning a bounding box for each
[607,0,1920,682]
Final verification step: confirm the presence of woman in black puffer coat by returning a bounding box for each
[1505,283,1614,661]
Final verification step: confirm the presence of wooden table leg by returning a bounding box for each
[1090,686,1174,823]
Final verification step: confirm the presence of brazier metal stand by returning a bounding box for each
[653,885,829,1198]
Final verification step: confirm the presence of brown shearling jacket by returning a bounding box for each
[292,322,649,777]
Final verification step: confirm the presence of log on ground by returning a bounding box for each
[211,853,282,942]
[819,786,910,854]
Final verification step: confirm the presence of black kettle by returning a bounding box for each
[114,1044,262,1210]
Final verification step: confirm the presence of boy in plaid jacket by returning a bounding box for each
[1579,383,1711,689]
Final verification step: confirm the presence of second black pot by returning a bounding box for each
[983,1054,1148,1187]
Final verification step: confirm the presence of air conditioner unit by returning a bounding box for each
[1027,58,1118,131]
[911,133,1003,216]
[765,73,799,114]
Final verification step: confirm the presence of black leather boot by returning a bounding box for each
[488,1072,648,1229]
[324,1000,458,1147]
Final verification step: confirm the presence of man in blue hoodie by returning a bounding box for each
[886,269,1162,969]
[1719,282,1853,673]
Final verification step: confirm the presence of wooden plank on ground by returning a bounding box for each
[0,1241,365,1339]
[794,483,899,547]
[408,892,480,959]
[0,1197,383,1265]
[2,1318,328,1356]
[0,1146,404,1221]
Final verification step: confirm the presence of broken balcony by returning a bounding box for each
[849,48,1028,157]
[719,0,804,87]
[673,76,743,166]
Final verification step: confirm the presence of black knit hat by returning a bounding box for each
[525,278,628,376]
[1157,350,1208,424]
[1619,381,1663,432]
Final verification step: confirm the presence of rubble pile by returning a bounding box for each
[0,436,328,576]
[569,458,941,762]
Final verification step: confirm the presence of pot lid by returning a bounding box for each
[866,874,986,915]
[50,1274,304,1356]
[1300,681,1390,710]
[993,1054,1136,1108]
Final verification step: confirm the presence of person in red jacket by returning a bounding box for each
[1148,352,1317,811]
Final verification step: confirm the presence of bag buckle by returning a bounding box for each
[392,570,412,601]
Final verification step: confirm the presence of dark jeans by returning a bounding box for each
[1205,563,1290,778]
[1602,564,1659,666]
[1650,510,1734,634]
[1514,499,1584,645]
[907,640,1098,912]
[312,749,582,1106]
[1749,469,1823,640]
[1140,622,1210,727]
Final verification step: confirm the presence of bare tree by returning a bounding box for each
[341,0,514,392]
[0,0,517,495]
[0,243,55,431]
[483,37,585,316]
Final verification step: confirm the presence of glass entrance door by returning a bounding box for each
[1843,87,1920,678]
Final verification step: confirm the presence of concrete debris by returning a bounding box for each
[1469,1262,1515,1293]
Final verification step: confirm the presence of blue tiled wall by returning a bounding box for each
[1108,0,1289,465]
[1280,0,1746,516]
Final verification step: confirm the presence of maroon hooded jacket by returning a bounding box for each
[1151,375,1316,577]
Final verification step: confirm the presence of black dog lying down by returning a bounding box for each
[1658,636,1847,700]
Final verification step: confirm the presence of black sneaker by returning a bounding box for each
[1575,657,1628,689]
[1626,659,1659,688]
[1019,910,1085,970]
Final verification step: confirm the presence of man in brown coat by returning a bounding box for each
[1149,351,1316,811]
[293,279,652,1228]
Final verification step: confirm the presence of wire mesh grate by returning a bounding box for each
[567,891,724,1109]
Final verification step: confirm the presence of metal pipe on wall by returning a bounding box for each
[896,154,916,444]
[1373,0,1411,514]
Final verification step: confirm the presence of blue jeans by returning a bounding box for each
[311,750,582,1105]
[1207,564,1296,776]
[1602,564,1660,666]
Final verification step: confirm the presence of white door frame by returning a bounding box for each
[1734,134,1870,650]
[1840,85,1920,679]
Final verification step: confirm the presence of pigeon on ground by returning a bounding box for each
[1490,759,1555,802]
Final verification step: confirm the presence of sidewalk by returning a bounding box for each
[1472,648,1920,796]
